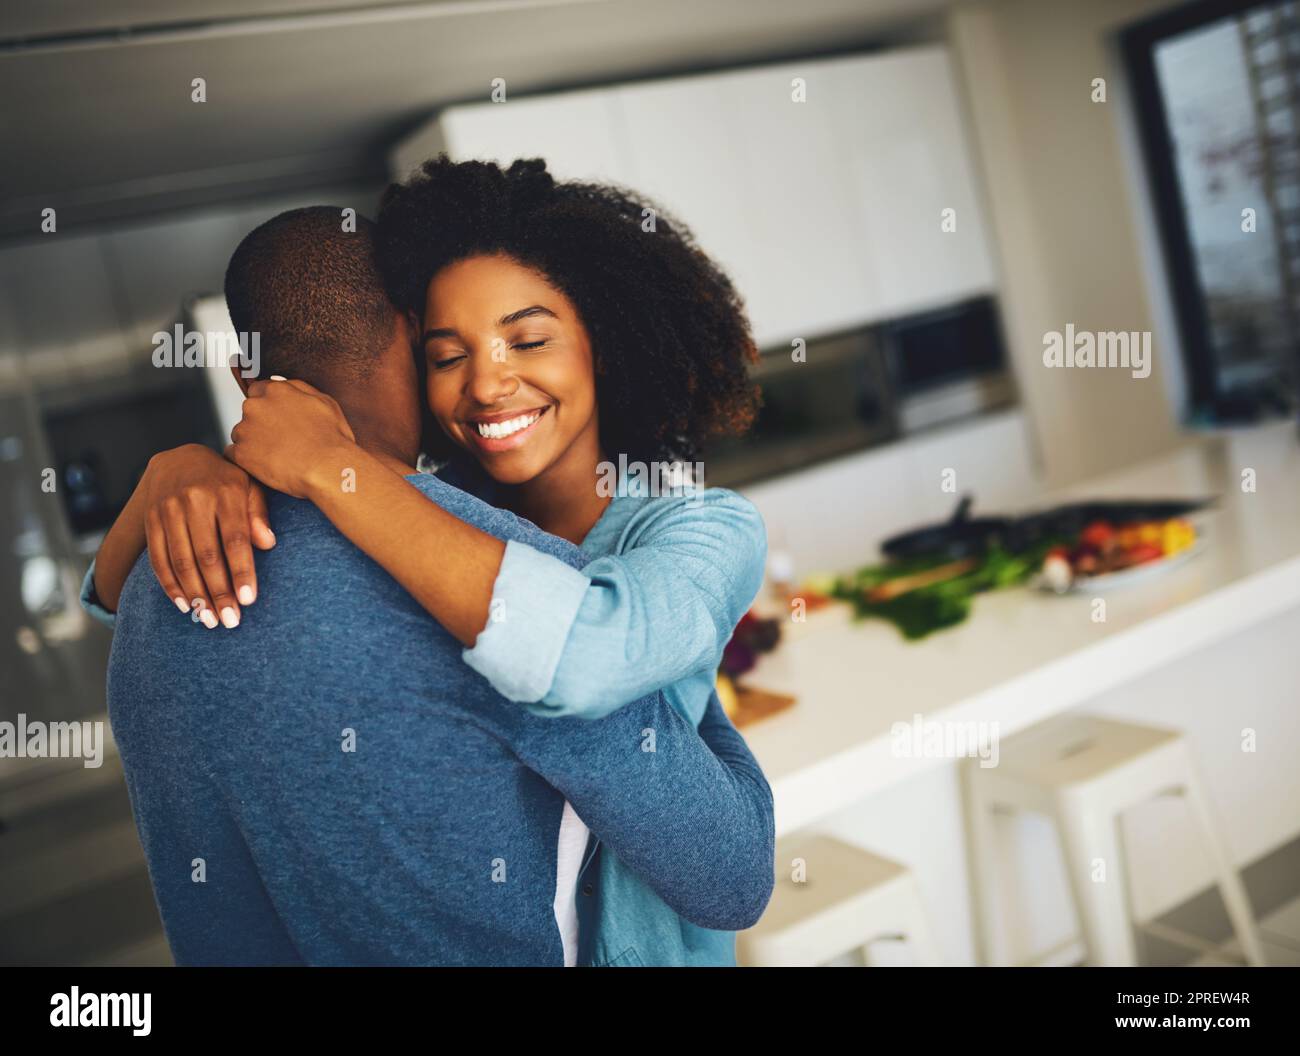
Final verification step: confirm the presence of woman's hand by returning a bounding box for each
[137,444,276,627]
[226,378,356,500]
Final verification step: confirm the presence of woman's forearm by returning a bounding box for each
[304,444,506,647]
[92,484,150,613]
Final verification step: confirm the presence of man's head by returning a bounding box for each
[223,206,421,464]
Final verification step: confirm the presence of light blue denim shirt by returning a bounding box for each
[81,458,769,967]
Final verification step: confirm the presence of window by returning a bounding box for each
[1123,0,1300,421]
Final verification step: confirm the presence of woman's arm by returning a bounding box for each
[91,476,152,616]
[228,378,767,715]
[316,479,765,720]
[86,444,274,625]
[303,443,507,647]
[226,378,507,646]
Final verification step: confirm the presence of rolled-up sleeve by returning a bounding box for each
[79,559,118,629]
[460,539,590,702]
[463,488,767,720]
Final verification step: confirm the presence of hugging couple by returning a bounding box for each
[82,155,776,967]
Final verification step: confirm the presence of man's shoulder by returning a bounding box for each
[109,489,486,716]
[117,492,420,637]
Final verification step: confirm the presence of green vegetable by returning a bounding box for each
[831,541,1064,640]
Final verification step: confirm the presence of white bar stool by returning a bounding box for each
[737,834,942,966]
[963,713,1266,967]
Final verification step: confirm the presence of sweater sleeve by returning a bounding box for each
[509,688,775,931]
[462,488,767,719]
[79,559,118,629]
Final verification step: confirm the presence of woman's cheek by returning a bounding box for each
[443,417,467,449]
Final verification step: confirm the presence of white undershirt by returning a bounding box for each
[553,800,591,967]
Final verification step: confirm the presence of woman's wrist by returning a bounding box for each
[302,438,368,505]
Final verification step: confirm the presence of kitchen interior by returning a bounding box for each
[2,0,1298,968]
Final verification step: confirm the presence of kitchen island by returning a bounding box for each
[743,421,1300,839]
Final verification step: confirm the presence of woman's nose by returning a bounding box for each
[465,354,519,404]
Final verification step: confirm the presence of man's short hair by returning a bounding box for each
[224,206,395,383]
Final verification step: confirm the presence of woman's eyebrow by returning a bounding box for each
[422,306,556,345]
[499,305,557,326]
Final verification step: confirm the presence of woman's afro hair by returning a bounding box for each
[375,155,761,465]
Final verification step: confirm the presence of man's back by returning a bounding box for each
[108,475,584,966]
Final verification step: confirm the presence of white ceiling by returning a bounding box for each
[0,0,949,239]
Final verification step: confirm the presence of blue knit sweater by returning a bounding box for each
[101,473,774,965]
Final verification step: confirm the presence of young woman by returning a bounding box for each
[85,157,769,966]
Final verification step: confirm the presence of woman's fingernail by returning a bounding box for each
[237,585,255,605]
[220,607,240,629]
[200,609,219,629]
[270,374,287,381]
[174,597,190,613]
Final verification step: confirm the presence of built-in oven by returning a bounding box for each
[879,294,1016,433]
[707,294,1014,487]
[706,328,898,488]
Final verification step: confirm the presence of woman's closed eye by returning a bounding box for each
[428,336,550,368]
[431,351,467,370]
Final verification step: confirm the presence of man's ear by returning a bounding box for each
[229,363,253,396]
[405,309,420,348]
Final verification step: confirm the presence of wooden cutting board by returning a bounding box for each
[730,685,797,728]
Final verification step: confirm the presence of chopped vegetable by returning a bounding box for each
[825,541,1058,640]
[1080,521,1114,548]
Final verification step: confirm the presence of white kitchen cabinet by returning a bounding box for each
[612,66,881,347]
[709,62,883,346]
[392,45,998,347]
[819,48,998,319]
[613,75,824,348]
[393,88,635,187]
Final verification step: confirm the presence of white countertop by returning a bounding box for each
[743,422,1300,837]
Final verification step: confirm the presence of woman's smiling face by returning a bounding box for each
[420,253,601,485]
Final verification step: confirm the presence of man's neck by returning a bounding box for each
[332,394,420,477]
[363,445,419,477]
[346,427,418,477]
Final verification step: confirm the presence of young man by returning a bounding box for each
[88,208,773,965]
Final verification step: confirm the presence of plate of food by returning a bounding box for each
[1036,517,1204,594]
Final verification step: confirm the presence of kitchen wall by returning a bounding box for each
[0,183,384,396]
[946,0,1188,490]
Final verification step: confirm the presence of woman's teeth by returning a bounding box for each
[476,411,541,439]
